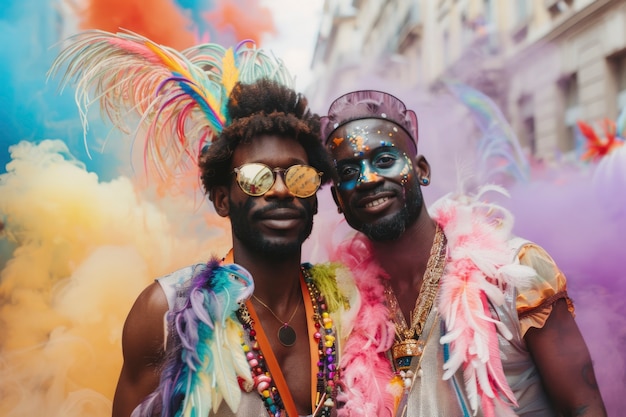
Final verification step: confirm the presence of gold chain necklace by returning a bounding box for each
[252,294,301,347]
[384,224,447,371]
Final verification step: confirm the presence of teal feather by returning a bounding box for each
[131,259,254,417]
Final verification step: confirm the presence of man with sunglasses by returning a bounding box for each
[113,79,352,417]
[320,90,606,416]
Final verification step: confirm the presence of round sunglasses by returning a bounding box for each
[233,163,323,198]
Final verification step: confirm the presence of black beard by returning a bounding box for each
[229,198,315,258]
[359,183,422,242]
[360,207,410,241]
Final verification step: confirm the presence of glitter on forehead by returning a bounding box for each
[340,124,367,156]
[344,123,403,156]
[349,134,367,156]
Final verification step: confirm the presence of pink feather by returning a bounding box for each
[106,37,164,64]
[331,236,398,417]
[433,189,519,415]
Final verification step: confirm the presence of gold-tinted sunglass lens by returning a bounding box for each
[284,165,322,198]
[236,163,274,196]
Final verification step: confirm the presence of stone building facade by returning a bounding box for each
[310,0,626,160]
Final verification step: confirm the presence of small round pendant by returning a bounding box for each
[277,325,296,347]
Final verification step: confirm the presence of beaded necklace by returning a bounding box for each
[237,264,338,417]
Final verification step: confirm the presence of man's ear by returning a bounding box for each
[210,185,230,218]
[415,155,431,184]
[330,186,343,214]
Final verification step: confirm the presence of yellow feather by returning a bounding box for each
[144,39,213,109]
[144,40,184,74]
[221,48,239,97]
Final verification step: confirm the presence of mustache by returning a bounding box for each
[351,186,398,198]
[251,201,309,219]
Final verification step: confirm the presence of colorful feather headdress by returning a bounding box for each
[48,29,294,180]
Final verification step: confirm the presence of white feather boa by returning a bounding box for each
[432,187,535,417]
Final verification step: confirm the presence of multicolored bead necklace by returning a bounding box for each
[237,263,338,417]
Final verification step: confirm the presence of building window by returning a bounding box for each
[616,54,626,111]
[559,73,579,152]
[518,95,536,155]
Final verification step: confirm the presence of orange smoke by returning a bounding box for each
[76,0,277,50]
[78,0,196,50]
[207,0,276,44]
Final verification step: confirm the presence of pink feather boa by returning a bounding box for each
[332,236,398,417]
[334,189,525,416]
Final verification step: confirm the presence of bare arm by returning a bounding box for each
[112,282,169,417]
[524,298,606,417]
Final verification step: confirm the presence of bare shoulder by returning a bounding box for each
[525,299,607,416]
[122,281,169,359]
[112,282,169,417]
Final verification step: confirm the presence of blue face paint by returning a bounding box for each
[335,147,413,191]
[330,119,418,192]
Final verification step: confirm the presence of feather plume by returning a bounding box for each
[433,187,522,415]
[309,262,357,355]
[221,48,239,97]
[309,263,351,313]
[331,236,398,417]
[132,259,254,417]
[576,119,624,162]
[49,29,294,181]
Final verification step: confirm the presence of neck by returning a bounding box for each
[232,241,303,310]
[372,216,437,283]
[369,212,438,319]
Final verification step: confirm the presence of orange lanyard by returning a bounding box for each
[224,250,317,416]
[245,298,300,416]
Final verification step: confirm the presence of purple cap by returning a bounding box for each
[321,90,418,152]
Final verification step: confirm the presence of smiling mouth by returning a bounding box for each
[365,197,389,208]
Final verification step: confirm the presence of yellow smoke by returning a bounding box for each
[0,139,230,416]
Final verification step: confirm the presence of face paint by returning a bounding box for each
[329,123,402,153]
[335,147,413,191]
[331,122,416,190]
[328,118,424,241]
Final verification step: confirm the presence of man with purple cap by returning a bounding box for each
[321,91,606,416]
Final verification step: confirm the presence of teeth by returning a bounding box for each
[365,197,388,208]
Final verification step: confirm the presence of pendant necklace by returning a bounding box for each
[252,294,301,347]
[386,224,447,373]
